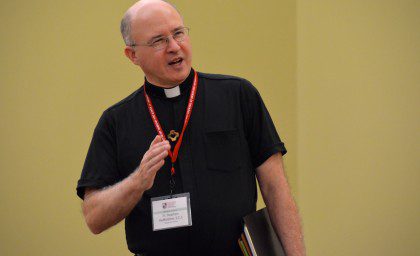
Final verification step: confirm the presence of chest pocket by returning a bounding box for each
[204,129,241,172]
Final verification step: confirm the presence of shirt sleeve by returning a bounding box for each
[239,79,287,168]
[76,110,120,199]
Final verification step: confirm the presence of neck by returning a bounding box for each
[145,78,186,89]
[144,68,195,99]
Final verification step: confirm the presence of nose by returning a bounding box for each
[166,36,181,52]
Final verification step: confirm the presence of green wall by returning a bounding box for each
[1,0,418,255]
[297,1,420,255]
[0,1,295,255]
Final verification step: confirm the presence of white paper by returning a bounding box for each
[151,193,192,231]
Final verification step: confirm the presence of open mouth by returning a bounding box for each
[169,57,183,65]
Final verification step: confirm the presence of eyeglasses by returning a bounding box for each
[130,27,190,50]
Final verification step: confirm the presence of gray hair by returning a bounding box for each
[120,12,134,46]
[120,0,180,46]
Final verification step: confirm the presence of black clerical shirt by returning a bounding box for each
[77,68,286,256]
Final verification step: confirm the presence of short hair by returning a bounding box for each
[120,1,180,46]
[120,12,134,46]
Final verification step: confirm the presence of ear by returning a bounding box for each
[124,46,139,65]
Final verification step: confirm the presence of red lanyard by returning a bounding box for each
[144,71,198,176]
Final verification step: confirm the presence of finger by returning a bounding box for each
[150,141,171,155]
[144,159,165,188]
[143,148,168,170]
[150,135,163,147]
[146,150,169,170]
[143,141,170,163]
[143,140,171,157]
[147,159,166,176]
[150,140,170,150]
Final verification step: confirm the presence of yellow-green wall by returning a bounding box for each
[0,1,295,255]
[1,0,418,255]
[297,1,420,255]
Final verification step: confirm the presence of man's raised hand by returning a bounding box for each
[136,135,170,191]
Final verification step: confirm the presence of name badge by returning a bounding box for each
[151,192,192,231]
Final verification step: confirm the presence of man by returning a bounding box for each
[76,0,305,255]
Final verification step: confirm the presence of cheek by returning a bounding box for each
[139,53,164,71]
[183,45,193,62]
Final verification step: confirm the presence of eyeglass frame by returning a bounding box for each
[129,27,190,50]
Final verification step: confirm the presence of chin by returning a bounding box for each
[173,70,190,82]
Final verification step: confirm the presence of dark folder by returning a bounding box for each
[242,207,286,256]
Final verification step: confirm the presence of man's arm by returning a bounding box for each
[256,153,306,256]
[82,135,170,234]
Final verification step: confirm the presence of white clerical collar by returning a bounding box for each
[164,86,181,98]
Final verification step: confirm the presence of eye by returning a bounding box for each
[150,37,165,46]
[173,30,185,38]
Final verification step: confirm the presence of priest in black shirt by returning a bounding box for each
[76,0,305,255]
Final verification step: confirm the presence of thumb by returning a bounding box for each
[150,135,163,147]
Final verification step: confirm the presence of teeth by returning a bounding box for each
[169,58,182,65]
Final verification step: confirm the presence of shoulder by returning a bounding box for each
[198,72,244,82]
[103,87,142,115]
[197,72,257,93]
[97,87,144,124]
[198,72,250,85]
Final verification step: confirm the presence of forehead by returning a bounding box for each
[130,5,184,40]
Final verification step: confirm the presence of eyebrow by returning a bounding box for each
[147,26,185,42]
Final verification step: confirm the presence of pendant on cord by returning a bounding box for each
[167,130,180,142]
